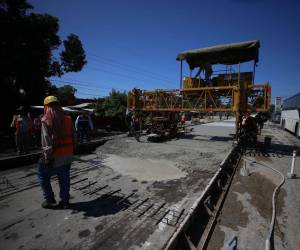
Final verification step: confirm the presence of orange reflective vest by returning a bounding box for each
[52,115,74,159]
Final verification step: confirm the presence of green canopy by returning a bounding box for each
[176,40,260,69]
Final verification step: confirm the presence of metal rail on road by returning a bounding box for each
[164,146,242,250]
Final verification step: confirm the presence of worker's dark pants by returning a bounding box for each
[37,160,71,203]
[78,126,90,143]
[15,132,30,154]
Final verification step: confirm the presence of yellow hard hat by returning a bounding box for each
[44,96,59,105]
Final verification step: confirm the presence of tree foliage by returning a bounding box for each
[55,85,77,104]
[0,0,86,130]
[98,89,127,117]
[61,34,87,72]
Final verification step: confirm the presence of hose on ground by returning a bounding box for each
[243,157,285,250]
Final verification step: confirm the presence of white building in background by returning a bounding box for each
[281,92,300,138]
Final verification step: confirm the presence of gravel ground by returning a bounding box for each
[99,123,234,174]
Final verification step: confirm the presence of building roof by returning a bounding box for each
[282,92,300,110]
[69,103,93,108]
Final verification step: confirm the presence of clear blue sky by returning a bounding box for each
[29,0,300,102]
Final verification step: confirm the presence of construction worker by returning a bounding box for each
[130,113,141,141]
[10,106,32,155]
[255,113,265,134]
[219,112,223,120]
[75,111,94,143]
[180,113,186,125]
[239,111,258,146]
[225,112,230,120]
[38,96,76,209]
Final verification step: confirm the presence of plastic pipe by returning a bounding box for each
[245,158,285,250]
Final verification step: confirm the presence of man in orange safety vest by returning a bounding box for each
[38,96,76,209]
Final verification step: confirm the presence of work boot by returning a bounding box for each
[41,199,56,209]
[57,201,70,209]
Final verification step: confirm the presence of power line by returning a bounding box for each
[86,66,149,84]
[58,77,127,91]
[85,65,174,89]
[88,53,175,81]
[50,78,127,92]
[75,92,102,98]
[52,80,103,92]
[50,21,177,88]
[50,80,104,98]
[87,53,176,84]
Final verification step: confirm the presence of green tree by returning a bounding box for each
[55,85,77,104]
[61,34,87,72]
[0,0,86,130]
[101,89,127,117]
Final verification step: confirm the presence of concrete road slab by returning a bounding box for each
[0,123,234,250]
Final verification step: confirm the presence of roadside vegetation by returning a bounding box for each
[0,0,86,131]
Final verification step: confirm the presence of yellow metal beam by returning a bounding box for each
[128,83,271,114]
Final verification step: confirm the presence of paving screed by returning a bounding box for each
[0,122,234,250]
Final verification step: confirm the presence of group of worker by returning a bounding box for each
[10,104,94,155]
[237,111,265,147]
[9,96,96,209]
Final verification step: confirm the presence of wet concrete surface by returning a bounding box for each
[0,122,234,250]
[104,155,186,181]
[208,123,300,250]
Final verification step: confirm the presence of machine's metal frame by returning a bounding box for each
[128,84,271,113]
[127,40,271,137]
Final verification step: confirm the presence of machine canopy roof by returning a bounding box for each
[176,40,260,69]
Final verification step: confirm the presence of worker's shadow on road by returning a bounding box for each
[179,133,232,142]
[252,143,300,157]
[69,195,130,218]
[268,143,300,155]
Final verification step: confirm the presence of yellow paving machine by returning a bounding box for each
[127,40,271,142]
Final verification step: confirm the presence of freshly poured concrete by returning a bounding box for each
[203,120,235,127]
[104,154,186,181]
